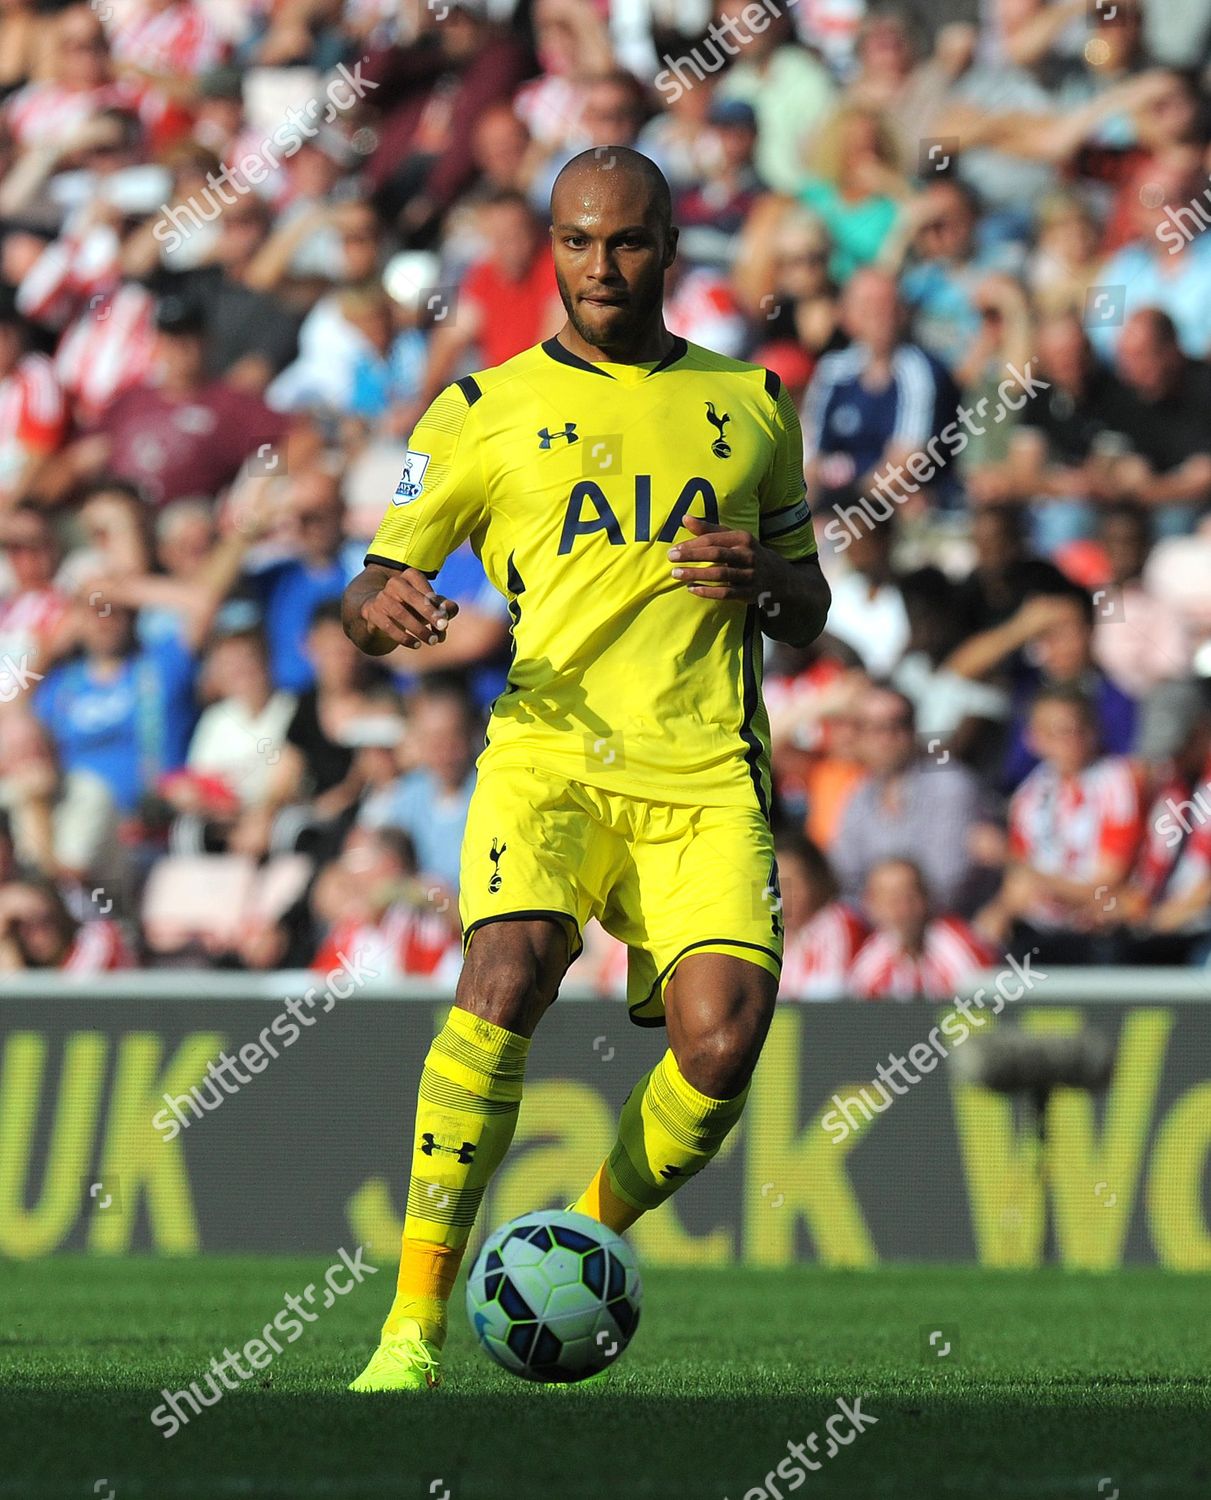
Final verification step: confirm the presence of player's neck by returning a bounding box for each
[555,321,676,367]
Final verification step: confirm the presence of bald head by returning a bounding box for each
[551,146,672,237]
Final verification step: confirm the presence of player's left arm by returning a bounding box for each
[667,375,830,648]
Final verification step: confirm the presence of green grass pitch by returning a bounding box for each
[2,1258,1208,1498]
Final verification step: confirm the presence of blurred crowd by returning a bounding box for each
[0,0,1210,994]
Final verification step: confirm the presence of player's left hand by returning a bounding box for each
[668,514,771,602]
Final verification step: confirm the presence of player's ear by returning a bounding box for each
[663,225,679,269]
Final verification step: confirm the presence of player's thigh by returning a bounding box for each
[458,764,616,1028]
[613,800,783,1027]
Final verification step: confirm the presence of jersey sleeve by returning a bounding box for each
[364,381,487,576]
[758,375,817,562]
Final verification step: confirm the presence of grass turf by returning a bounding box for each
[1,1258,1208,1499]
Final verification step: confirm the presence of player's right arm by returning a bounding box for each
[342,379,488,657]
[343,564,458,655]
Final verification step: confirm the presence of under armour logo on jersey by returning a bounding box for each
[488,838,507,893]
[658,1164,685,1180]
[420,1133,477,1164]
[705,402,731,458]
[538,422,579,448]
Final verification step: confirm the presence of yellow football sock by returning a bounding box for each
[573,1050,748,1233]
[382,1008,530,1345]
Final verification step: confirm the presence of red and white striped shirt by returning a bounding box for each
[0,585,70,672]
[1009,757,1143,927]
[848,916,996,1001]
[54,284,158,425]
[4,81,134,149]
[109,1,222,77]
[63,920,133,973]
[17,229,158,422]
[0,355,67,490]
[312,907,456,981]
[1135,763,1211,919]
[779,902,868,1000]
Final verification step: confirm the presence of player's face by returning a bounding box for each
[551,173,676,353]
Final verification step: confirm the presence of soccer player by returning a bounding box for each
[341,146,831,1391]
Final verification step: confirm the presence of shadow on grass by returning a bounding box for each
[2,1386,1210,1499]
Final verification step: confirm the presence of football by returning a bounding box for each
[465,1210,642,1383]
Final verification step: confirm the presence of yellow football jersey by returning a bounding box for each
[367,336,817,812]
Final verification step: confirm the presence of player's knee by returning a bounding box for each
[675,1015,766,1100]
[457,921,568,1034]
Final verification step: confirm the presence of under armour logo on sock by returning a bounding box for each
[420,1133,477,1164]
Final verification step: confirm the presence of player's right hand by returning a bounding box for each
[360,567,459,650]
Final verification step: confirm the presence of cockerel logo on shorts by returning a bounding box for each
[488,838,507,893]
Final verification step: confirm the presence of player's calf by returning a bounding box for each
[350,919,571,1391]
[574,954,777,1234]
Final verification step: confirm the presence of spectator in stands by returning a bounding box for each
[1026,191,1103,319]
[1092,504,1191,698]
[228,600,390,861]
[715,0,835,196]
[165,628,296,851]
[803,268,958,515]
[513,0,611,164]
[363,1,532,237]
[0,710,126,904]
[1101,308,1211,536]
[843,9,974,172]
[34,597,195,818]
[401,190,560,427]
[2,5,121,152]
[0,873,130,971]
[981,684,1143,963]
[526,68,650,210]
[1005,311,1128,550]
[0,291,66,503]
[951,504,1069,634]
[1090,150,1211,361]
[799,104,910,284]
[818,520,909,678]
[264,202,399,419]
[732,202,840,369]
[157,196,301,391]
[775,830,867,1000]
[359,678,479,893]
[106,0,222,147]
[244,466,364,693]
[310,824,460,982]
[1118,680,1211,964]
[882,178,1019,373]
[831,685,986,914]
[673,99,766,274]
[891,564,1009,764]
[49,294,293,507]
[0,502,70,676]
[848,857,994,999]
[945,583,1138,788]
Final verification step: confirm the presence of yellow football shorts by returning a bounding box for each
[458,763,783,1024]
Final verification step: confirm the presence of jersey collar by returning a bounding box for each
[541,335,688,379]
